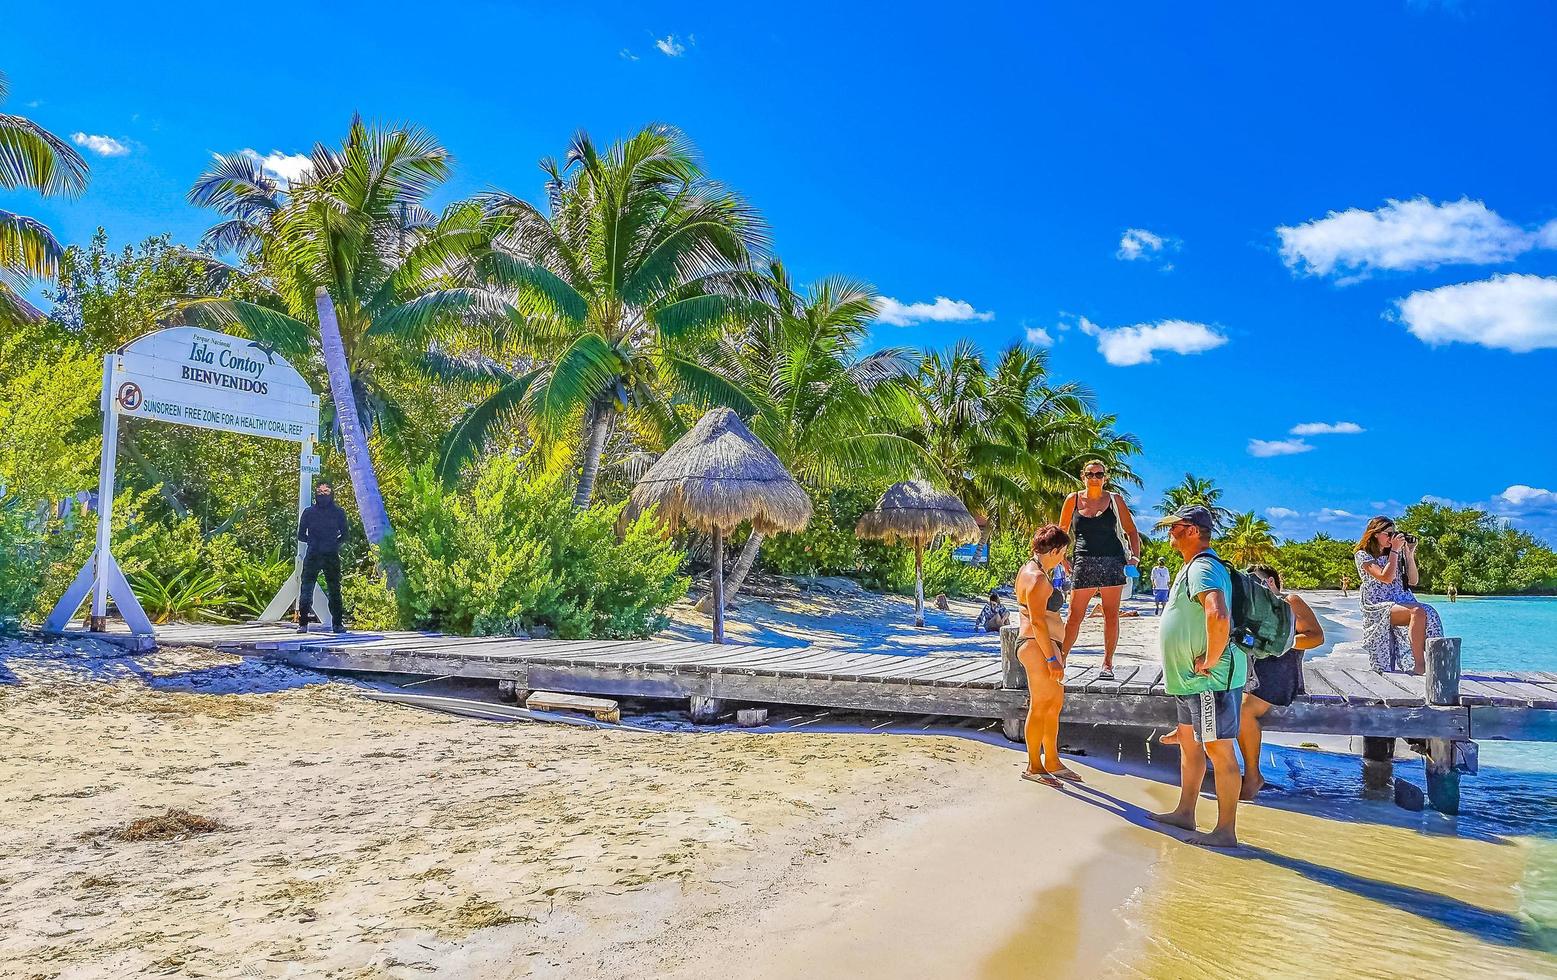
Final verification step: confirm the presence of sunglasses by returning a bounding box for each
[1084,471,1106,479]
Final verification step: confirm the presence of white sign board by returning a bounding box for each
[108,326,320,442]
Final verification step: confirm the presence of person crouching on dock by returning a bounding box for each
[1015,523,1082,786]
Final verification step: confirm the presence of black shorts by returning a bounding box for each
[1249,648,1305,707]
[1072,555,1127,589]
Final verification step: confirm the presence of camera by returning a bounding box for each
[1395,531,1416,545]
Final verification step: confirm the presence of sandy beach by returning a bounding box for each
[3,591,1555,978]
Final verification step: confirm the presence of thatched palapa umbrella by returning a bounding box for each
[856,480,979,627]
[624,407,812,643]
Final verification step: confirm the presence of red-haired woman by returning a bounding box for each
[1015,523,1083,785]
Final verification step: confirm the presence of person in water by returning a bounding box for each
[1354,516,1442,674]
[1058,460,1142,680]
[296,482,350,633]
[1015,523,1082,786]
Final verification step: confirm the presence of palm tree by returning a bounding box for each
[1221,511,1277,566]
[910,341,1141,552]
[463,124,770,508]
[700,262,931,608]
[1,71,89,325]
[1157,473,1236,531]
[187,118,502,584]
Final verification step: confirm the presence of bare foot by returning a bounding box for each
[1022,770,1061,787]
[1187,828,1240,849]
[1150,809,1198,832]
[1240,772,1266,801]
[1158,729,1181,746]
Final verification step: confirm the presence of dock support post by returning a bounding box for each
[689,696,725,724]
[1361,737,1393,799]
[1424,636,1464,815]
[999,624,1026,742]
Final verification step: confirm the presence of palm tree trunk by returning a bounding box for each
[572,401,615,509]
[315,287,401,588]
[697,529,764,613]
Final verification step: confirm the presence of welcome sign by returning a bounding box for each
[109,326,320,441]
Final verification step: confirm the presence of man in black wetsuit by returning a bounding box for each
[296,482,349,633]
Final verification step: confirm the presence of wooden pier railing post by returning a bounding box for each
[1000,625,1026,741]
[1424,636,1465,814]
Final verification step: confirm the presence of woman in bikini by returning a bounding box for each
[1058,460,1142,680]
[1015,523,1083,786]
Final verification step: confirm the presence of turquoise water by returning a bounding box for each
[1424,595,1557,776]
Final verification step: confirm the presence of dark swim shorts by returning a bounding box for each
[1072,555,1127,589]
[1250,648,1305,707]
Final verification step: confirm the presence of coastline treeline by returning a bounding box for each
[3,115,1554,635]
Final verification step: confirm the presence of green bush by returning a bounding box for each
[342,573,399,630]
[387,458,689,638]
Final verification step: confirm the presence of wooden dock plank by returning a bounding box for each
[1092,665,1142,696]
[923,660,1003,687]
[1120,666,1161,695]
[1311,667,1386,704]
[1454,675,1528,708]
[1461,676,1557,709]
[1348,669,1425,707]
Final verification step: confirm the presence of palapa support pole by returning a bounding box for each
[711,528,726,644]
[1000,624,1027,742]
[1424,636,1465,815]
[913,540,925,628]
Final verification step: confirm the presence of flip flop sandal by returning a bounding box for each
[1021,770,1061,787]
[1050,768,1085,784]
[1097,667,1115,681]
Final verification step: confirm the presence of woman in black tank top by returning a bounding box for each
[1056,460,1141,680]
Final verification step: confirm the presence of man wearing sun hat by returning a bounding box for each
[1149,504,1246,848]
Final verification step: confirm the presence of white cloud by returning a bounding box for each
[619,48,639,61]
[1495,485,1557,514]
[1248,438,1314,458]
[237,148,312,186]
[1116,227,1178,268]
[71,133,129,157]
[1393,274,1557,353]
[1316,508,1360,523]
[1276,197,1541,279]
[874,296,995,328]
[1264,506,1302,520]
[1076,315,1227,366]
[1540,220,1557,249]
[1289,421,1364,436]
[1024,326,1054,346]
[655,35,686,56]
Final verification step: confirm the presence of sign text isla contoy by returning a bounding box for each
[108,326,319,443]
[181,339,272,393]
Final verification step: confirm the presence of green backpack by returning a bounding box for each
[1189,555,1294,661]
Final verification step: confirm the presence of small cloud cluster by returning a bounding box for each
[238,148,312,186]
[1248,419,1364,457]
[1074,315,1226,367]
[1494,485,1557,517]
[619,48,639,61]
[1248,438,1313,458]
[72,132,129,157]
[1264,506,1302,520]
[655,34,687,56]
[874,296,994,328]
[1290,421,1364,436]
[1393,273,1557,353]
[1116,228,1178,269]
[1024,326,1054,346]
[1276,197,1551,280]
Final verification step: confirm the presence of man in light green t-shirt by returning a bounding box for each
[1151,505,1245,849]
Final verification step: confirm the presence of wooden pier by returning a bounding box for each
[64,620,1557,814]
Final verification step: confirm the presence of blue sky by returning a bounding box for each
[6,0,1557,541]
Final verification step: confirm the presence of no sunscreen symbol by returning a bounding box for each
[116,381,143,411]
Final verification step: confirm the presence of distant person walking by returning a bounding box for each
[1150,562,1171,615]
[1015,524,1081,786]
[1339,572,1351,597]
[1058,460,1142,680]
[1150,505,1245,849]
[1354,516,1442,674]
[297,482,350,633]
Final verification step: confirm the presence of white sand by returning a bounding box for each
[0,636,1162,979]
